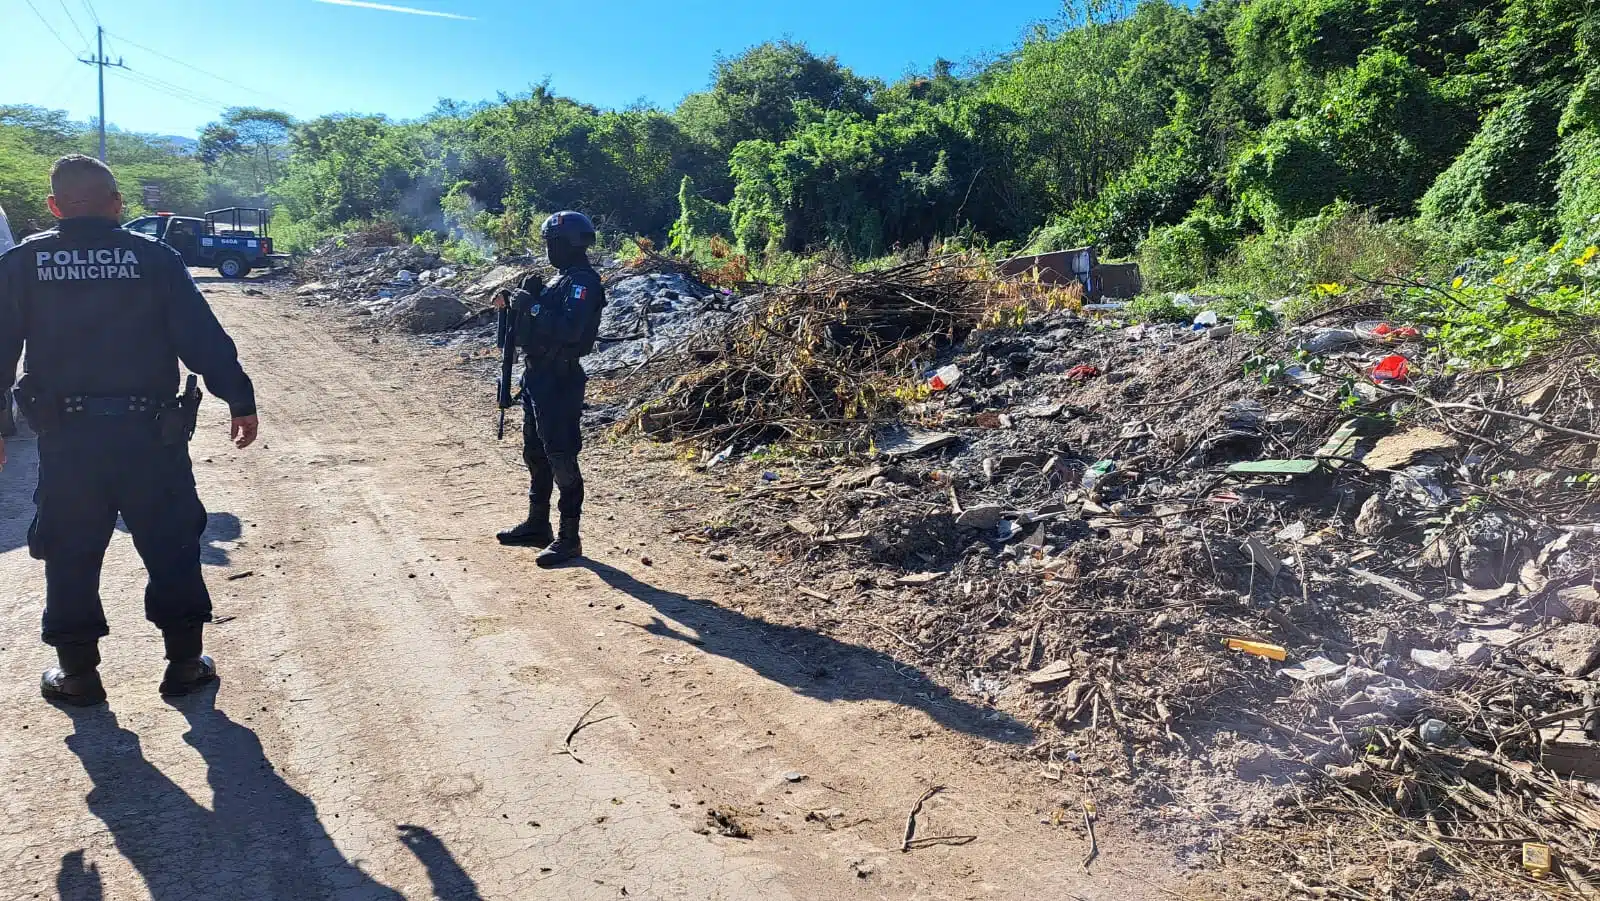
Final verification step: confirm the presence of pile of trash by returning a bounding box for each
[287,234,1600,892]
[605,281,1600,895]
[587,269,743,374]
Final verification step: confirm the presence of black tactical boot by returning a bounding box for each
[160,655,218,698]
[498,502,554,547]
[536,517,583,568]
[41,643,107,707]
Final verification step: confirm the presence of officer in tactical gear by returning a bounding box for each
[0,155,259,706]
[493,211,606,567]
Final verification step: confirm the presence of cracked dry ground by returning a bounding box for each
[0,278,1186,900]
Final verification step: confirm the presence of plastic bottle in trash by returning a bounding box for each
[1081,460,1117,490]
[929,364,962,391]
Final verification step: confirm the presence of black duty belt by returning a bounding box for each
[60,395,180,416]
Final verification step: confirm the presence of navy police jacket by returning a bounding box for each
[0,217,256,417]
[514,263,605,365]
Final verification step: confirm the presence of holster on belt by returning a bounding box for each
[13,375,59,434]
[158,374,203,445]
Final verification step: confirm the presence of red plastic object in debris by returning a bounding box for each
[1371,354,1411,383]
[1371,323,1421,340]
[1067,364,1102,381]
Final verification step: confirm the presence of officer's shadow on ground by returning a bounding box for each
[55,693,484,901]
[113,511,241,566]
[579,560,1033,745]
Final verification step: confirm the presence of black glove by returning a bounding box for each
[515,272,545,296]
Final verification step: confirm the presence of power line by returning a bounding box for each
[128,69,229,109]
[107,31,293,107]
[56,0,88,48]
[115,71,223,109]
[112,68,227,112]
[22,0,79,54]
[80,0,99,26]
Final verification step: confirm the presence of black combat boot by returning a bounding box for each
[159,625,217,697]
[536,516,583,568]
[160,656,218,697]
[41,642,107,707]
[498,501,554,547]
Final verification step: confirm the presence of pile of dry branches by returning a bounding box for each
[626,255,997,448]
[1308,680,1600,898]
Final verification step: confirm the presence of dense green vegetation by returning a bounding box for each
[3,0,1598,324]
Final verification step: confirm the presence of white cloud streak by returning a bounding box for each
[312,0,475,20]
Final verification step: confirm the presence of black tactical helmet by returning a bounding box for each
[540,211,597,249]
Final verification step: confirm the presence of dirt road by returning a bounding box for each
[0,278,1178,900]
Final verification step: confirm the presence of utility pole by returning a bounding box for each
[79,26,127,162]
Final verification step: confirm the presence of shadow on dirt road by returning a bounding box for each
[579,559,1034,746]
[55,850,102,901]
[57,692,481,899]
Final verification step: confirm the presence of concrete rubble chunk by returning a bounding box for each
[877,427,959,459]
[1410,648,1455,672]
[1456,642,1492,666]
[1362,427,1460,471]
[1025,660,1075,688]
[1526,623,1600,677]
[1550,584,1600,624]
[957,504,1004,530]
[1281,656,1345,682]
[1354,495,1393,537]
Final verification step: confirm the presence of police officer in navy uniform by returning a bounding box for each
[494,211,605,567]
[0,155,259,706]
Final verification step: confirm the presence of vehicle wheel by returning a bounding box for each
[217,255,250,279]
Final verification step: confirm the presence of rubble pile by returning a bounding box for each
[291,241,480,332]
[608,285,1600,895]
[289,239,735,368]
[587,269,742,374]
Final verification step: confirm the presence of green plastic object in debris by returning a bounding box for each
[1227,419,1361,477]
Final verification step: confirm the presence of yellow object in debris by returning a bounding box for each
[1225,638,1288,661]
[1523,842,1552,878]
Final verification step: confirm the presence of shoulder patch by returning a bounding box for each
[572,283,589,301]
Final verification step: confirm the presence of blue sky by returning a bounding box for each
[10,0,1068,137]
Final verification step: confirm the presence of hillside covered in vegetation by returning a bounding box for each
[4,0,1599,297]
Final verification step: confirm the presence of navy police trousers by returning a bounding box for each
[521,359,586,518]
[30,418,210,646]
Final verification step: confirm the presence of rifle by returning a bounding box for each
[495,274,542,439]
[496,295,517,440]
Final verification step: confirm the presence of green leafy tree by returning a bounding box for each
[675,41,877,163]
